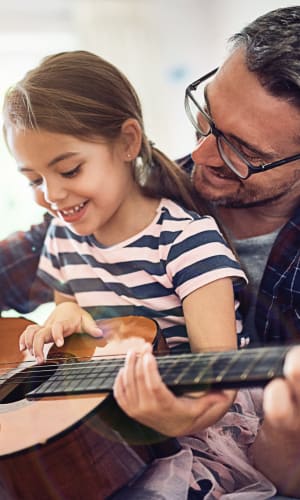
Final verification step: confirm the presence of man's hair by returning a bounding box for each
[230,6,300,108]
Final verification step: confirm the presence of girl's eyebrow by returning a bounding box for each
[18,152,80,172]
[47,151,80,167]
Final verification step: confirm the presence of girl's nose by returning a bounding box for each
[43,178,67,205]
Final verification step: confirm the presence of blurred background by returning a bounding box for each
[0,0,298,239]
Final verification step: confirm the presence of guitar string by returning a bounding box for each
[0,343,233,368]
[0,346,288,376]
[0,351,218,382]
[0,346,238,371]
[0,347,289,387]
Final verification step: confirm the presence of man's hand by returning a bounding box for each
[251,346,300,497]
[263,346,300,433]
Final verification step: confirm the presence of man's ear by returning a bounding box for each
[120,118,142,160]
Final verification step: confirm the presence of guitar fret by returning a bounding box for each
[266,348,288,378]
[193,353,219,383]
[25,345,294,399]
[158,357,183,379]
[215,350,242,382]
[239,349,266,380]
[173,356,200,385]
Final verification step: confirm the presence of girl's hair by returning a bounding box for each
[3,50,208,215]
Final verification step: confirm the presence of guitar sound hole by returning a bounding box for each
[0,363,58,404]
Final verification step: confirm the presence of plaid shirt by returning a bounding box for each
[255,205,300,344]
[180,154,300,344]
[0,214,52,313]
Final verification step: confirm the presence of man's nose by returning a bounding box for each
[192,134,223,167]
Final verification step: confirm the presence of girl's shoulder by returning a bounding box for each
[158,198,219,230]
[157,198,233,255]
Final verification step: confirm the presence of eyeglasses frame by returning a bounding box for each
[185,67,300,180]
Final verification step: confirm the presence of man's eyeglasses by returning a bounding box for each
[185,67,300,180]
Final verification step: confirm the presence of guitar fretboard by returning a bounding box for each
[26,345,290,399]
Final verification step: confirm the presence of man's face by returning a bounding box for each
[192,49,300,208]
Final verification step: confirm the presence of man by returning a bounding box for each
[182,6,300,496]
[115,9,300,495]
[0,6,299,498]
[0,214,52,314]
[183,5,300,347]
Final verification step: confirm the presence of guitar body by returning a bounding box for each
[1,316,290,499]
[0,316,173,500]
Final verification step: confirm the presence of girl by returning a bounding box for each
[3,51,246,439]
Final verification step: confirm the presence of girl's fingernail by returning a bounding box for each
[56,339,64,347]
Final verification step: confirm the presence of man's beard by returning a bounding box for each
[193,164,300,209]
[209,190,289,209]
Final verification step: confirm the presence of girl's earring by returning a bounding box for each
[127,153,131,159]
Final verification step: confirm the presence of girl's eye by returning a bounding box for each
[61,164,82,178]
[29,178,43,188]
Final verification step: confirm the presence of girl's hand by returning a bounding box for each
[113,344,231,436]
[19,301,102,363]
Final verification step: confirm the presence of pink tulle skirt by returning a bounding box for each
[118,388,277,499]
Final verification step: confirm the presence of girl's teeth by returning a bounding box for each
[62,202,85,215]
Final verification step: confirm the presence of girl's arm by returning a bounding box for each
[114,277,238,436]
[19,291,102,363]
[183,277,237,353]
[181,277,237,430]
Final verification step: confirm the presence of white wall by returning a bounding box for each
[0,0,298,238]
[72,0,299,158]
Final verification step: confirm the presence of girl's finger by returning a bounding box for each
[51,321,65,347]
[114,367,129,409]
[121,350,139,403]
[22,324,42,353]
[81,315,103,337]
[32,326,52,363]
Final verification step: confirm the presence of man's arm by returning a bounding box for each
[251,346,300,497]
[0,215,53,314]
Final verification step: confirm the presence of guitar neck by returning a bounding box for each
[26,345,290,400]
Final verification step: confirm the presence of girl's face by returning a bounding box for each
[7,127,142,245]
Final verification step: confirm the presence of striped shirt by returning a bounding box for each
[180,154,300,345]
[38,198,246,347]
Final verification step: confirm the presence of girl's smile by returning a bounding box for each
[6,127,158,245]
[56,200,89,223]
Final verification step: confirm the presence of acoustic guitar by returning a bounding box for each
[0,316,293,499]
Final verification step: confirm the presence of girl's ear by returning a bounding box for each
[120,118,142,160]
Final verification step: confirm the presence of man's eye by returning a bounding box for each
[62,164,82,178]
[237,147,264,166]
[243,153,263,166]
